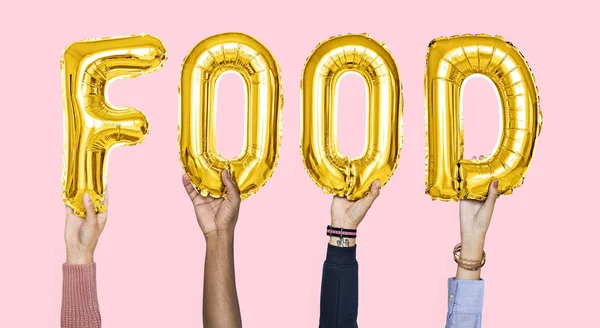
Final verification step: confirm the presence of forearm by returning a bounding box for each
[61,263,101,328]
[319,244,359,328]
[448,234,485,328]
[456,234,485,280]
[203,232,242,328]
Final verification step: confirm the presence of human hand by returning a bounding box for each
[183,170,241,239]
[329,181,380,247]
[331,181,381,230]
[459,155,499,256]
[64,191,108,264]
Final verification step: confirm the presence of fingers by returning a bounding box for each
[182,174,201,202]
[370,180,381,198]
[97,186,109,231]
[479,155,484,160]
[83,193,99,229]
[65,205,79,226]
[65,205,75,216]
[357,180,381,210]
[103,185,109,207]
[222,170,241,203]
[483,180,499,212]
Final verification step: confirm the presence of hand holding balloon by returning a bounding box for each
[456,161,499,280]
[331,180,381,230]
[329,181,380,247]
[186,170,243,327]
[64,190,108,264]
[459,159,499,241]
[182,171,241,238]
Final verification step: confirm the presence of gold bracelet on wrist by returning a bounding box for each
[453,243,486,271]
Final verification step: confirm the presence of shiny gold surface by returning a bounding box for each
[425,34,542,201]
[179,33,283,200]
[61,35,166,216]
[301,34,402,200]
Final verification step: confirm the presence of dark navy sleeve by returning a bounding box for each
[319,244,359,328]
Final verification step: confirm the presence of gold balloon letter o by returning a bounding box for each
[425,34,542,201]
[179,33,283,199]
[301,34,403,200]
[61,35,166,216]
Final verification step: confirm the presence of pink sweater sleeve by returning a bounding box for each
[61,263,101,328]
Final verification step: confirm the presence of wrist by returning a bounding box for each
[329,236,356,247]
[330,219,358,230]
[205,229,235,244]
[461,231,486,241]
[459,235,486,259]
[327,224,358,247]
[461,233,485,246]
[66,252,94,265]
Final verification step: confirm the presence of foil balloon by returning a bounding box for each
[179,33,283,199]
[301,34,403,200]
[61,35,167,216]
[425,34,542,201]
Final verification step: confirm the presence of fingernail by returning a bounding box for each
[83,193,91,202]
[225,170,230,178]
[493,180,498,188]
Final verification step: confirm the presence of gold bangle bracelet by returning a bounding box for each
[453,243,486,271]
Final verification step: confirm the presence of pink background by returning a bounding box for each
[1,0,598,326]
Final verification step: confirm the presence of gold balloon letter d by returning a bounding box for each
[425,34,542,201]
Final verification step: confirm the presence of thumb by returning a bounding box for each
[222,170,241,202]
[83,193,99,230]
[356,180,381,211]
[483,180,499,212]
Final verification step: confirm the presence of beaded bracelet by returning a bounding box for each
[453,243,486,271]
[326,225,357,238]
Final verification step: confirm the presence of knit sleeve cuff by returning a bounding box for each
[62,263,99,309]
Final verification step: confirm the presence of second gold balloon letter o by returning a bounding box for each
[301,34,402,200]
[179,33,283,199]
[425,34,542,201]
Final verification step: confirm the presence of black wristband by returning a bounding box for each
[326,225,357,238]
